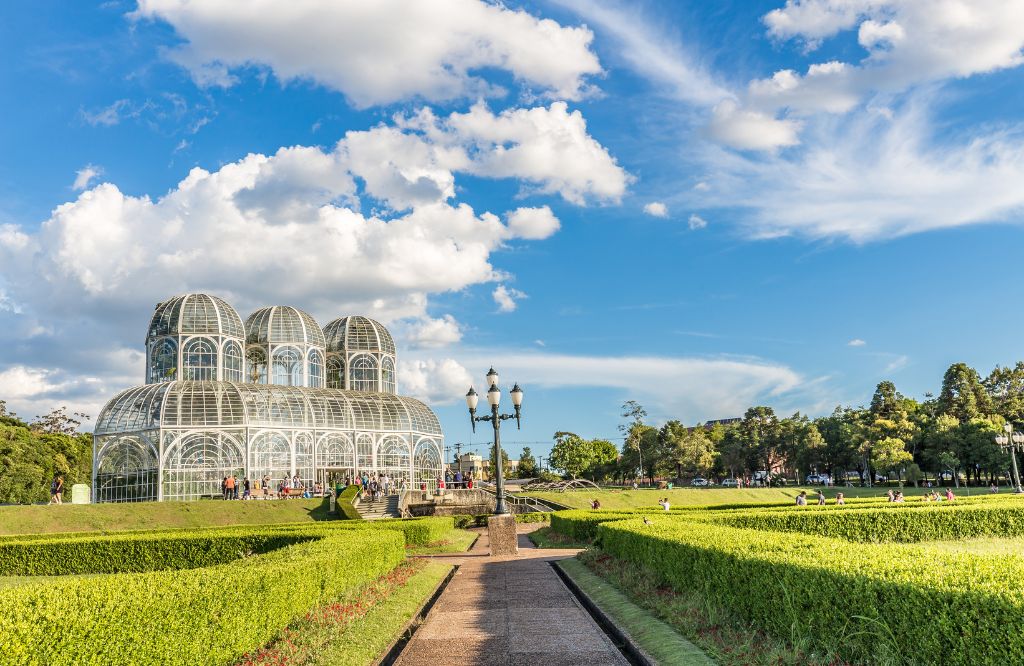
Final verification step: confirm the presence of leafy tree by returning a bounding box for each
[737,406,782,481]
[660,421,717,478]
[0,416,92,504]
[985,362,1024,423]
[619,401,648,480]
[31,406,89,435]
[871,437,913,480]
[488,445,511,479]
[938,362,991,422]
[938,451,961,488]
[517,447,537,478]
[904,463,924,487]
[549,431,593,479]
[586,439,619,481]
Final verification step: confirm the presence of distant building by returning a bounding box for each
[447,451,519,480]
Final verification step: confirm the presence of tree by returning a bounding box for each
[619,401,648,481]
[0,412,92,504]
[660,421,717,479]
[488,445,511,480]
[938,362,991,422]
[737,406,782,482]
[870,437,913,480]
[904,463,924,487]
[985,362,1024,424]
[549,431,593,479]
[518,447,537,478]
[586,439,619,481]
[31,406,89,435]
[938,451,961,488]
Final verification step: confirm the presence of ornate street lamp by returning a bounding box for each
[466,368,523,515]
[994,423,1024,493]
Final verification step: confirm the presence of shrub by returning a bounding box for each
[0,526,404,665]
[714,502,1024,542]
[549,511,635,541]
[596,518,1024,665]
[336,485,362,520]
[368,516,455,545]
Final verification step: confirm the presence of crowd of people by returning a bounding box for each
[219,474,325,500]
[350,472,407,501]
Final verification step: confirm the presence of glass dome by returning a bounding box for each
[323,316,396,355]
[147,294,244,341]
[245,306,326,347]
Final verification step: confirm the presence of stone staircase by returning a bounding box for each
[357,493,401,520]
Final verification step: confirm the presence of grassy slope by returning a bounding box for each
[311,561,451,666]
[520,486,986,510]
[558,558,714,666]
[0,498,335,536]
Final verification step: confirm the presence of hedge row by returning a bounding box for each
[597,518,1024,665]
[452,512,550,528]
[0,526,405,665]
[549,511,636,541]
[336,484,362,520]
[713,502,1024,543]
[368,516,455,545]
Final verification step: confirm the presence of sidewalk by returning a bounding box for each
[397,526,628,665]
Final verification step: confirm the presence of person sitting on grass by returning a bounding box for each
[795,491,807,506]
[894,491,905,503]
[990,483,998,493]
[835,492,845,505]
[817,490,826,505]
[886,489,895,502]
[945,487,955,501]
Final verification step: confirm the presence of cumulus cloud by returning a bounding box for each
[707,100,802,151]
[643,202,668,218]
[398,358,474,405]
[403,102,631,205]
[505,206,561,240]
[134,0,603,106]
[493,285,526,313]
[688,214,708,230]
[72,165,102,191]
[847,338,867,347]
[397,315,464,350]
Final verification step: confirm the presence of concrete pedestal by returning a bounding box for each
[487,513,519,556]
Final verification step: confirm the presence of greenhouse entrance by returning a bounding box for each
[316,468,353,489]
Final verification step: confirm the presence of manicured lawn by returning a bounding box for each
[529,526,589,549]
[0,498,336,536]
[520,486,992,510]
[558,558,714,666]
[406,528,478,555]
[236,559,452,666]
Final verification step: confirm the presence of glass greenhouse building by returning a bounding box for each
[92,294,444,502]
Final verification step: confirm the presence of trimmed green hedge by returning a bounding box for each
[597,518,1024,665]
[550,511,635,541]
[0,526,404,665]
[714,502,1024,542]
[453,512,551,528]
[368,516,455,545]
[336,485,362,520]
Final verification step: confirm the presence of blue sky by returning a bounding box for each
[3,0,1024,462]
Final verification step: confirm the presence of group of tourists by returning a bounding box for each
[796,490,842,506]
[793,487,956,506]
[351,472,406,501]
[220,474,325,500]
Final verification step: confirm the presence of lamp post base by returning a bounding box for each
[487,513,519,557]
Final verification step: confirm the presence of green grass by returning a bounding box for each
[528,525,589,549]
[578,549,844,666]
[406,528,478,555]
[0,498,336,536]
[557,558,714,666]
[236,559,453,666]
[520,486,982,510]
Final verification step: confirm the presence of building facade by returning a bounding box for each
[93,294,444,502]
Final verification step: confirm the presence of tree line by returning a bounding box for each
[545,361,1024,487]
[0,401,93,504]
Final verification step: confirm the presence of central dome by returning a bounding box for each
[245,306,326,347]
[148,294,244,340]
[323,316,396,355]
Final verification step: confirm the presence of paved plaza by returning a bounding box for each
[396,526,629,665]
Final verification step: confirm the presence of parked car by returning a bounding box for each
[720,478,740,487]
[691,477,709,487]
[806,474,822,484]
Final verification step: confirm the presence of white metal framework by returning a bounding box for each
[94,294,444,503]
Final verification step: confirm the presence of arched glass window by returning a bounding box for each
[162,433,243,500]
[183,338,217,381]
[415,439,442,484]
[249,431,292,483]
[381,357,396,394]
[272,346,303,386]
[326,355,345,389]
[149,338,177,383]
[246,347,268,384]
[350,354,378,392]
[96,436,158,502]
[356,433,374,471]
[316,434,354,470]
[308,349,324,388]
[295,433,314,487]
[223,340,243,382]
[379,436,411,469]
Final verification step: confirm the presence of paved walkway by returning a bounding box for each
[396,526,628,665]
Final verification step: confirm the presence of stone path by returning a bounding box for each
[395,526,629,665]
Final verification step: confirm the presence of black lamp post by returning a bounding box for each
[466,367,523,515]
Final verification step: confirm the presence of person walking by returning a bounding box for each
[243,477,251,500]
[49,475,64,504]
[222,476,229,500]
[225,474,236,500]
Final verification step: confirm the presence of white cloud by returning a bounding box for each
[847,338,867,347]
[72,165,102,191]
[551,0,732,106]
[404,102,631,205]
[80,99,133,127]
[450,351,808,422]
[398,358,474,405]
[134,0,603,106]
[493,285,526,313]
[706,100,802,151]
[643,202,668,218]
[505,206,561,240]
[883,354,909,373]
[397,315,463,350]
[688,214,708,230]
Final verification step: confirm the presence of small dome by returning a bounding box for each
[245,306,326,347]
[324,316,396,355]
[147,294,244,340]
